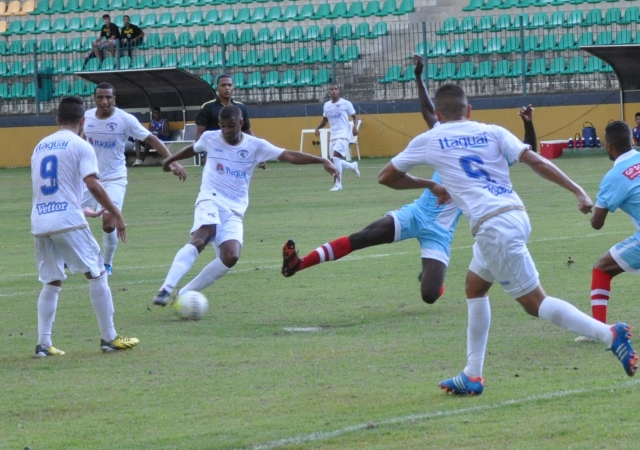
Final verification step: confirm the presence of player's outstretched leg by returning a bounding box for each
[438,372,484,396]
[609,323,638,377]
[281,237,354,278]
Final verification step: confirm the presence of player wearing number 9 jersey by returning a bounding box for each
[30,96,138,358]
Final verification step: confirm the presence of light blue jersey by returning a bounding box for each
[387,171,462,265]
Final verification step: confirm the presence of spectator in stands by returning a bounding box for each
[120,15,144,59]
[133,107,170,166]
[92,14,120,62]
[633,112,640,146]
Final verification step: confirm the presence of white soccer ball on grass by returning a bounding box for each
[173,291,209,320]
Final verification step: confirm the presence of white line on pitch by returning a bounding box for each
[245,379,640,450]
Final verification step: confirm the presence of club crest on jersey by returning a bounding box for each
[623,163,640,181]
[216,163,224,174]
[237,150,248,159]
[106,122,117,132]
[438,133,489,150]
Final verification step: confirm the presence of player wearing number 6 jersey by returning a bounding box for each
[30,96,138,357]
[381,84,637,395]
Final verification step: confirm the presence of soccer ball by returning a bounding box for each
[173,291,209,320]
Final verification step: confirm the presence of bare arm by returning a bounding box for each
[413,54,437,128]
[162,144,197,172]
[520,149,593,213]
[145,134,187,180]
[591,206,609,230]
[277,150,338,180]
[315,117,329,137]
[195,125,207,142]
[519,105,537,152]
[378,162,451,205]
[351,115,358,136]
[84,175,126,242]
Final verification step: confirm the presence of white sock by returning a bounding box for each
[340,158,355,171]
[179,258,231,294]
[538,296,613,345]
[332,156,343,186]
[88,273,117,343]
[161,244,199,293]
[464,296,491,378]
[102,230,118,266]
[37,284,61,348]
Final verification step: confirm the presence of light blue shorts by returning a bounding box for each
[386,203,453,265]
[611,236,640,274]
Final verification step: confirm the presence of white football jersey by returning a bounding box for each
[391,120,529,233]
[31,129,99,237]
[194,131,285,216]
[83,107,150,181]
[323,98,355,141]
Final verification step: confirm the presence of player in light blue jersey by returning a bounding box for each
[282,56,537,304]
[579,121,640,329]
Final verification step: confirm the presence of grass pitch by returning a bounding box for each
[1,156,640,449]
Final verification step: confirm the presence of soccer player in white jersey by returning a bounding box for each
[316,83,360,191]
[31,96,139,357]
[82,82,187,276]
[151,105,338,306]
[576,122,640,332]
[381,84,637,395]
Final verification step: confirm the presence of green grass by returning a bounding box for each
[2,156,640,449]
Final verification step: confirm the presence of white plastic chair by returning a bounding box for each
[346,119,361,161]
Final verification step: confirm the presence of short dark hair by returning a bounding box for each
[57,96,85,125]
[102,14,110,19]
[635,112,640,118]
[434,84,468,120]
[94,82,115,95]
[219,104,242,122]
[605,121,633,153]
[152,106,161,112]
[216,74,233,86]
[123,14,130,20]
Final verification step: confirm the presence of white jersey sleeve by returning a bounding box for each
[123,110,152,142]
[390,132,431,173]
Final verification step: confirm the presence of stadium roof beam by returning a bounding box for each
[74,68,215,124]
[581,44,640,121]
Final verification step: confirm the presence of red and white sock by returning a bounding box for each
[591,268,612,323]
[299,236,352,271]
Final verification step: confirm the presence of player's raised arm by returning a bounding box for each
[84,175,127,242]
[519,104,537,152]
[413,54,437,129]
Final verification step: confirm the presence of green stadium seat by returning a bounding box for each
[117,0,135,8]
[33,18,51,33]
[395,0,414,14]
[435,62,456,81]
[100,57,116,70]
[147,54,163,68]
[53,58,70,74]
[376,0,396,16]
[21,18,39,34]
[527,57,547,76]
[168,11,187,27]
[78,16,97,32]
[336,23,353,40]
[278,5,298,22]
[614,29,632,44]
[231,7,250,24]
[254,27,271,44]
[141,13,157,28]
[139,32,159,48]
[472,60,493,78]
[370,21,388,38]
[225,29,240,45]
[537,34,556,51]
[436,17,457,35]
[7,61,23,77]
[245,72,262,89]
[53,80,70,97]
[30,0,50,15]
[400,64,430,82]
[128,54,143,69]
[262,6,282,22]
[257,48,275,65]
[453,61,474,80]
[308,46,325,64]
[563,9,583,27]
[412,41,429,58]
[117,56,131,70]
[481,0,501,10]
[449,39,466,56]
[152,12,172,28]
[298,4,316,21]
[85,58,100,71]
[61,0,79,12]
[456,16,475,34]
[70,80,87,96]
[510,13,528,29]
[620,6,639,24]
[500,0,520,8]
[576,31,593,46]
[69,57,85,72]
[311,68,331,85]
[290,47,309,64]
[508,60,525,78]
[157,32,176,48]
[21,60,35,76]
[582,8,603,26]
[499,36,520,53]
[353,22,370,39]
[206,30,223,46]
[544,11,565,28]
[359,1,380,17]
[344,1,363,17]
[81,37,94,52]
[43,0,63,14]
[302,24,320,41]
[47,17,65,33]
[174,31,191,48]
[77,0,94,11]
[227,50,243,67]
[246,6,266,23]
[324,45,343,62]
[481,36,502,54]
[6,40,22,55]
[338,44,359,62]
[463,0,483,11]
[89,0,108,12]
[378,66,402,84]
[274,47,292,65]
[260,71,279,88]
[602,62,613,73]
[240,49,259,67]
[517,0,537,6]
[0,62,8,77]
[466,37,484,55]
[603,7,621,24]
[268,26,287,43]
[108,0,123,10]
[23,38,37,54]
[64,17,82,33]
[293,68,314,87]
[526,12,546,29]
[238,28,254,45]
[200,10,219,25]
[474,15,494,32]
[177,52,195,68]
[318,24,336,41]
[556,32,577,50]
[38,38,53,52]
[187,30,206,48]
[179,10,200,27]
[566,55,585,74]
[7,82,25,99]
[636,30,640,44]
[194,52,210,68]
[534,0,554,6]
[231,72,244,89]
[431,40,448,57]
[493,14,511,31]
[284,25,303,42]
[595,30,613,45]
[547,56,567,75]
[4,20,23,35]
[276,69,297,87]
[327,2,347,19]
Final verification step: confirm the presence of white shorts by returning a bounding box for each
[468,209,539,298]
[82,178,127,212]
[191,200,244,248]
[35,227,104,283]
[329,138,349,158]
